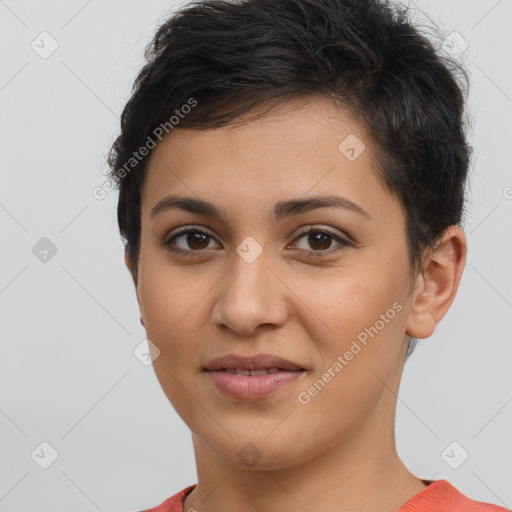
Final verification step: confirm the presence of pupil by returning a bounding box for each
[310,232,331,250]
[188,232,209,249]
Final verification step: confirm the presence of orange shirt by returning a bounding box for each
[140,480,510,512]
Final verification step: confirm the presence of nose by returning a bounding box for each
[211,248,289,336]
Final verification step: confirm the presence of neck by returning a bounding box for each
[183,388,427,512]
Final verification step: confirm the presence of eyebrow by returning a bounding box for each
[149,194,371,221]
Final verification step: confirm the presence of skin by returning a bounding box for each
[125,96,467,512]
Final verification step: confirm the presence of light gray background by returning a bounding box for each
[0,0,510,511]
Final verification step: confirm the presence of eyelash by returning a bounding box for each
[163,226,352,257]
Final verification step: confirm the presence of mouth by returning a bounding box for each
[209,368,305,376]
[203,352,306,373]
[202,353,307,399]
[205,368,306,399]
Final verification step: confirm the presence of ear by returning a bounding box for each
[405,225,467,339]
[124,250,142,314]
[124,250,137,285]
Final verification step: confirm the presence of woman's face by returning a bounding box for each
[129,97,422,469]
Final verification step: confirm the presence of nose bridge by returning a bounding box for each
[212,243,287,335]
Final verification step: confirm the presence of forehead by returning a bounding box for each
[140,96,399,225]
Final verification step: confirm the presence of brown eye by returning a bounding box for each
[306,231,333,250]
[292,228,351,255]
[163,226,351,257]
[184,232,210,250]
[164,229,219,253]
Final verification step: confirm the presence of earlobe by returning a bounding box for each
[124,250,138,287]
[124,250,132,275]
[406,226,467,339]
[124,250,143,317]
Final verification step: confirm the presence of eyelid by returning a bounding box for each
[164,224,352,255]
[289,225,352,254]
[164,225,220,252]
[291,224,351,244]
[166,224,215,239]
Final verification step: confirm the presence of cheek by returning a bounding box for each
[295,285,406,434]
[309,269,406,371]
[138,270,207,417]
[138,244,204,321]
[138,268,206,360]
[308,272,381,333]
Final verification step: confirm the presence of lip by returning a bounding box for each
[203,353,307,400]
[205,369,306,399]
[203,353,305,371]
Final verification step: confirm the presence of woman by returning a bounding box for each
[107,0,508,510]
